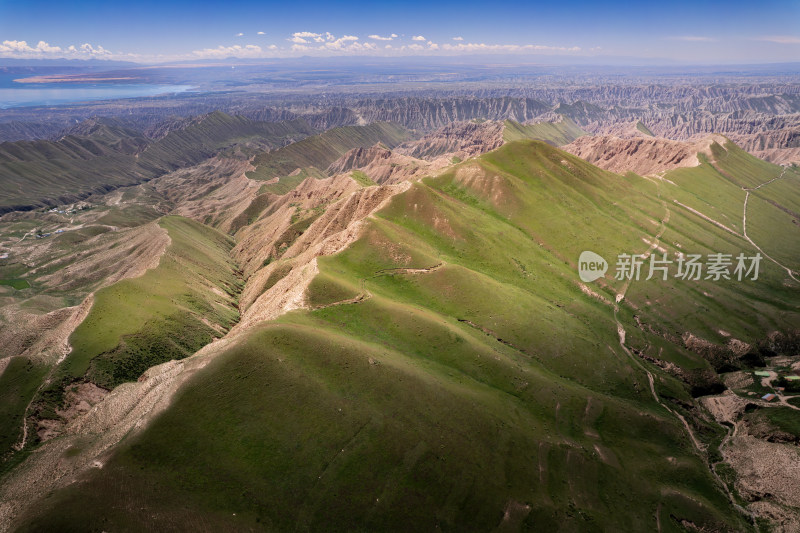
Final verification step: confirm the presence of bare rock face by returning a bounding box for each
[150,157,257,233]
[595,120,653,139]
[398,121,504,160]
[327,144,393,175]
[325,121,507,187]
[728,127,800,165]
[563,134,725,175]
[352,97,551,131]
[327,145,428,185]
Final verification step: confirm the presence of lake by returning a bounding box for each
[0,72,193,108]
[0,84,194,109]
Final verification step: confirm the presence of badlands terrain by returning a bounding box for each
[0,69,799,531]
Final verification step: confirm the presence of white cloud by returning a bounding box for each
[452,36,464,41]
[668,36,716,42]
[285,32,368,53]
[441,42,581,53]
[289,31,326,44]
[0,39,114,59]
[756,35,800,44]
[324,35,360,50]
[0,31,586,62]
[267,34,582,57]
[0,40,61,55]
[257,31,265,35]
[192,44,264,59]
[79,43,111,56]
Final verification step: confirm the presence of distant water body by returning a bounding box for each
[0,74,193,109]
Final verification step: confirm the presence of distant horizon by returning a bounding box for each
[1,55,800,70]
[0,0,798,64]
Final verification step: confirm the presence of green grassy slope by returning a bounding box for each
[350,169,377,187]
[0,357,48,466]
[246,122,411,181]
[18,141,778,532]
[34,216,242,418]
[502,118,586,146]
[636,121,655,136]
[257,167,328,196]
[16,321,733,532]
[625,141,800,360]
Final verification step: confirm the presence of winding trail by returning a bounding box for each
[671,164,798,284]
[15,230,33,244]
[672,200,742,238]
[617,197,757,526]
[741,166,799,283]
[612,206,707,450]
[710,420,756,526]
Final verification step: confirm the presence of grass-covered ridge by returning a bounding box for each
[37,215,242,411]
[246,122,411,181]
[636,121,655,136]
[0,113,316,213]
[18,140,774,532]
[502,118,586,146]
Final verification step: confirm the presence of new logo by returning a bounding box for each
[579,251,608,282]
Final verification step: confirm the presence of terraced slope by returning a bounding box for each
[18,140,800,531]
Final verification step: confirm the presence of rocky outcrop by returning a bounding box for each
[327,144,429,184]
[563,134,725,175]
[728,127,800,165]
[397,121,504,160]
[327,144,393,175]
[324,121,506,186]
[351,97,551,131]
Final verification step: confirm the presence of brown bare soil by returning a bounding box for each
[149,158,256,233]
[724,435,800,509]
[563,134,726,175]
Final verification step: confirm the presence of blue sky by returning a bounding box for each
[0,0,798,63]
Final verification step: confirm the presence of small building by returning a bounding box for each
[762,393,777,402]
[785,376,800,381]
[754,371,771,377]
